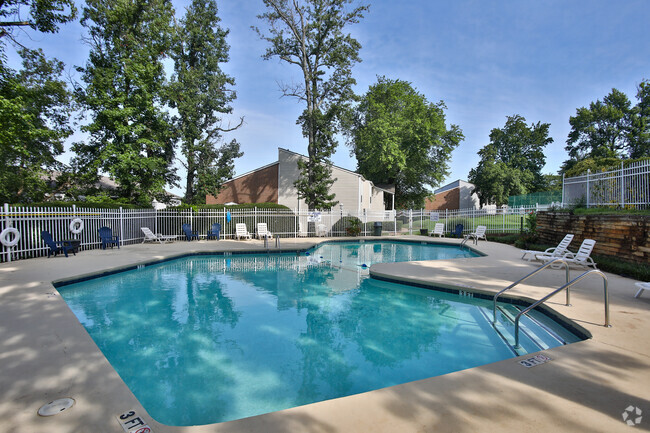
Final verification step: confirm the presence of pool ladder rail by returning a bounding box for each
[263,235,280,250]
[492,258,610,348]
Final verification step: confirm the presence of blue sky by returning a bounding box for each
[7,0,650,196]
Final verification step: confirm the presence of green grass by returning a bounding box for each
[411,214,532,234]
[571,207,650,215]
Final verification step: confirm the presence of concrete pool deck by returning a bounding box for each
[0,236,648,432]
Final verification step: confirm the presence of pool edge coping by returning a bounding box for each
[51,238,484,288]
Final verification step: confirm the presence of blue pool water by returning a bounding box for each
[309,240,480,268]
[58,242,582,426]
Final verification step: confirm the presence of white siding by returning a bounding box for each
[330,165,361,211]
[458,180,480,209]
[276,148,391,212]
[370,186,385,211]
[277,149,308,210]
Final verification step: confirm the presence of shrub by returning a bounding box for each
[332,216,361,236]
[12,201,144,209]
[361,220,402,233]
[593,255,650,281]
[174,202,291,211]
[346,218,361,236]
[489,233,520,245]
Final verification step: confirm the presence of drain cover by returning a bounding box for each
[38,398,75,416]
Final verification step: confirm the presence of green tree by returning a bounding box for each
[543,173,562,191]
[469,115,552,207]
[73,0,177,205]
[562,157,622,178]
[565,88,632,161]
[255,0,368,209]
[0,49,72,203]
[169,0,243,204]
[0,0,76,46]
[629,80,650,159]
[346,77,463,208]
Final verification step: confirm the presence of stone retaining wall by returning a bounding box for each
[537,212,649,264]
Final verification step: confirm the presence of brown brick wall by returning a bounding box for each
[206,164,279,204]
[425,188,460,210]
[537,212,650,264]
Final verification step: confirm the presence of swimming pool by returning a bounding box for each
[57,242,583,426]
[309,239,480,268]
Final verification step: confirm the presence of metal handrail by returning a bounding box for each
[514,269,610,348]
[264,235,281,249]
[493,258,570,323]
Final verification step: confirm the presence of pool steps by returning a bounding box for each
[477,305,569,357]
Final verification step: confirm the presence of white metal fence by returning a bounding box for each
[0,203,545,263]
[398,205,546,235]
[563,159,650,209]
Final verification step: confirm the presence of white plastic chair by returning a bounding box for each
[316,224,327,237]
[464,225,487,244]
[542,239,598,269]
[256,223,273,239]
[432,223,445,238]
[522,234,574,262]
[235,223,252,240]
[141,227,175,243]
[635,282,649,298]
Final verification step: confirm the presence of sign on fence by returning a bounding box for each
[307,212,322,223]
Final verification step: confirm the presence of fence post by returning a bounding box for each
[119,207,124,246]
[3,203,10,263]
[72,204,77,240]
[621,161,625,208]
[586,169,590,208]
[562,173,564,209]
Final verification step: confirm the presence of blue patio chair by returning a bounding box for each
[451,224,464,238]
[98,226,120,249]
[206,223,221,240]
[41,230,76,258]
[182,223,199,241]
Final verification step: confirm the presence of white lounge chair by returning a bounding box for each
[141,227,175,243]
[256,223,273,239]
[542,239,598,269]
[235,223,252,240]
[464,225,487,244]
[432,223,445,237]
[522,234,574,262]
[634,282,649,298]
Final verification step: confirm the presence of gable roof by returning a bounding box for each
[434,179,474,195]
[222,148,394,196]
[278,148,394,195]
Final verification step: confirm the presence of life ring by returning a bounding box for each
[70,218,84,234]
[0,227,20,247]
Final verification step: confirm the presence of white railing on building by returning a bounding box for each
[562,159,650,209]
